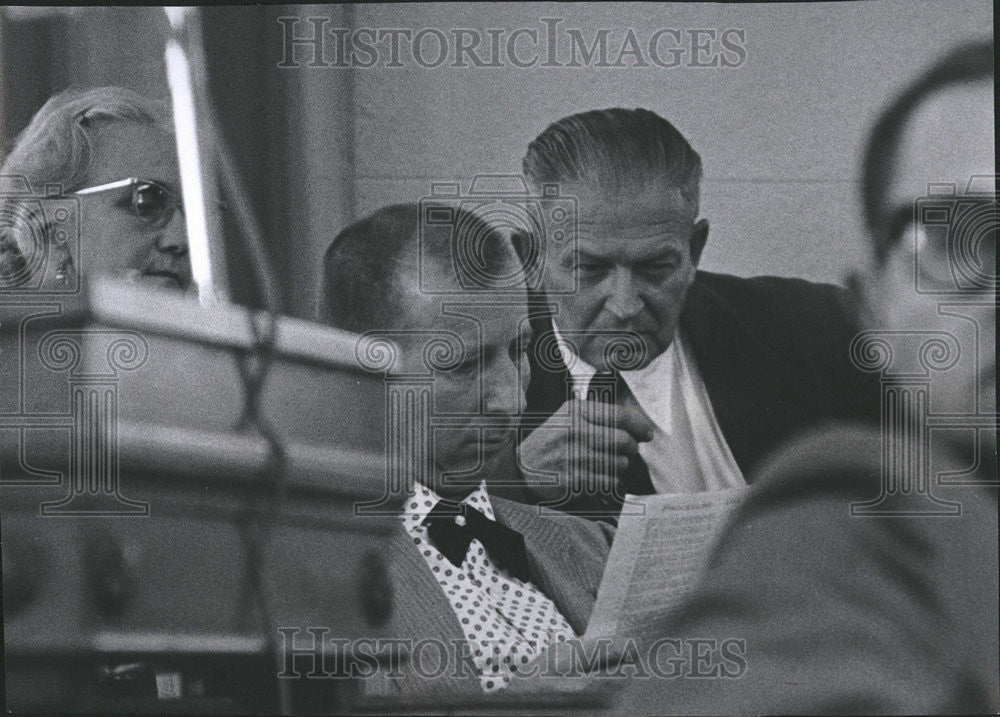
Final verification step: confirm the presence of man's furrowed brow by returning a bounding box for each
[640,246,684,262]
[577,214,693,232]
[574,249,613,264]
[568,245,683,265]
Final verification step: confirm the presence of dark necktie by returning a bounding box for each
[586,370,656,496]
[422,500,531,582]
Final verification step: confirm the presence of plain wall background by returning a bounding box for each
[1,2,992,317]
[349,1,992,287]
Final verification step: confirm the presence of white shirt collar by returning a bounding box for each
[552,320,597,389]
[400,480,494,532]
[552,321,677,435]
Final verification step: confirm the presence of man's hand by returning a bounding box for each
[517,399,655,506]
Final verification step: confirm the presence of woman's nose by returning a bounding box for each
[156,211,188,255]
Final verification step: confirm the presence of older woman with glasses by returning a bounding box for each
[0,86,222,293]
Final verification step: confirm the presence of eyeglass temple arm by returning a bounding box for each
[73,178,141,195]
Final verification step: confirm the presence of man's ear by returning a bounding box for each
[689,219,709,266]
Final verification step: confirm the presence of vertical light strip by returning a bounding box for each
[164,22,216,306]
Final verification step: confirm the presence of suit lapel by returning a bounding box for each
[528,275,817,481]
[680,276,814,478]
[491,500,602,636]
[382,498,608,697]
[384,526,481,697]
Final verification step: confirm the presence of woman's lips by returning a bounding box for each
[138,270,182,289]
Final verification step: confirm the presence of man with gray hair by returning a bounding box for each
[1,86,193,292]
[516,108,878,516]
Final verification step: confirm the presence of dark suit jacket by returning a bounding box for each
[521,271,880,498]
[609,422,999,714]
[358,495,614,700]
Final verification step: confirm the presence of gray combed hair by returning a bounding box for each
[522,107,703,217]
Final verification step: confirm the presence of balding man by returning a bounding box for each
[320,203,613,699]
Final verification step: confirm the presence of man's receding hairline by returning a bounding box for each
[322,201,528,334]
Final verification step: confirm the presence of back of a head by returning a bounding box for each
[522,107,703,215]
[320,202,516,334]
[320,203,418,334]
[861,39,994,260]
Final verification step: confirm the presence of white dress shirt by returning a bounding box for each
[554,324,745,493]
[401,481,575,692]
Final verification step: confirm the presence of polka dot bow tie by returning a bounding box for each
[423,500,531,582]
